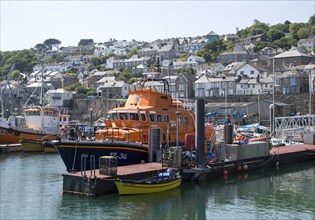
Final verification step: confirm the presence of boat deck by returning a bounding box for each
[270,144,315,154]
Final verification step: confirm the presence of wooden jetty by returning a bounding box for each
[62,144,315,196]
[63,162,167,196]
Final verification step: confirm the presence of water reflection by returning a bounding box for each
[0,152,314,220]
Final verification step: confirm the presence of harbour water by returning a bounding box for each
[0,152,314,220]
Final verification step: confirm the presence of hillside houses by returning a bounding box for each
[2,31,315,120]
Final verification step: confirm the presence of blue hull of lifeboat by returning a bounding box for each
[51,140,149,172]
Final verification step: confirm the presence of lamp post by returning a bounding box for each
[90,108,93,138]
[175,111,181,167]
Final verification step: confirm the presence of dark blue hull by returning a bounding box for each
[51,140,149,172]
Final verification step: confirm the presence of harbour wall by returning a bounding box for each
[70,94,313,122]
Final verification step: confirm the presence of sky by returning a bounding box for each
[0,0,314,51]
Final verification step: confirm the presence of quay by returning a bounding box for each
[62,143,315,196]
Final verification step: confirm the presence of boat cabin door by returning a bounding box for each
[149,128,162,162]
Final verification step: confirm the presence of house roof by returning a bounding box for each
[100,81,125,88]
[273,50,312,58]
[46,88,71,94]
[208,76,237,82]
[206,31,219,36]
[157,44,173,52]
[262,100,290,107]
[276,70,303,78]
[260,76,273,83]
[194,74,209,83]
[96,76,116,83]
[249,63,271,72]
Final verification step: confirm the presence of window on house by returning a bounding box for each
[250,70,254,75]
[290,77,297,86]
[275,79,280,86]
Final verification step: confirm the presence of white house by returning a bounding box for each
[172,61,198,70]
[45,88,73,107]
[236,63,270,79]
[236,78,260,95]
[222,61,245,75]
[33,62,73,73]
[106,57,116,69]
[97,80,128,98]
[194,75,237,98]
[297,38,315,52]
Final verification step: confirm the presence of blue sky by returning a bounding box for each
[0,0,314,51]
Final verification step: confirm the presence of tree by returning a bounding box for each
[10,70,20,80]
[270,23,289,33]
[78,39,94,46]
[289,23,304,40]
[43,38,61,50]
[76,85,89,95]
[270,37,296,50]
[91,56,106,66]
[64,82,81,91]
[118,70,133,83]
[0,50,37,77]
[34,43,48,53]
[255,41,268,52]
[237,20,269,38]
[297,28,310,39]
[267,29,285,41]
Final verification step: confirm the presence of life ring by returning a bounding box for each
[14,131,20,136]
[7,128,13,133]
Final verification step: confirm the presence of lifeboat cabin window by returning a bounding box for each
[130,113,139,121]
[119,113,128,120]
[26,111,40,116]
[178,115,182,126]
[184,116,188,126]
[135,96,140,104]
[157,114,162,122]
[111,113,118,120]
[164,114,169,122]
[140,113,146,121]
[149,113,155,122]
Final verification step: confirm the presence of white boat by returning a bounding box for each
[0,72,62,147]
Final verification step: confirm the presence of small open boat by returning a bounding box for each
[114,169,181,195]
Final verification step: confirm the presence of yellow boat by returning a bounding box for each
[115,170,181,195]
